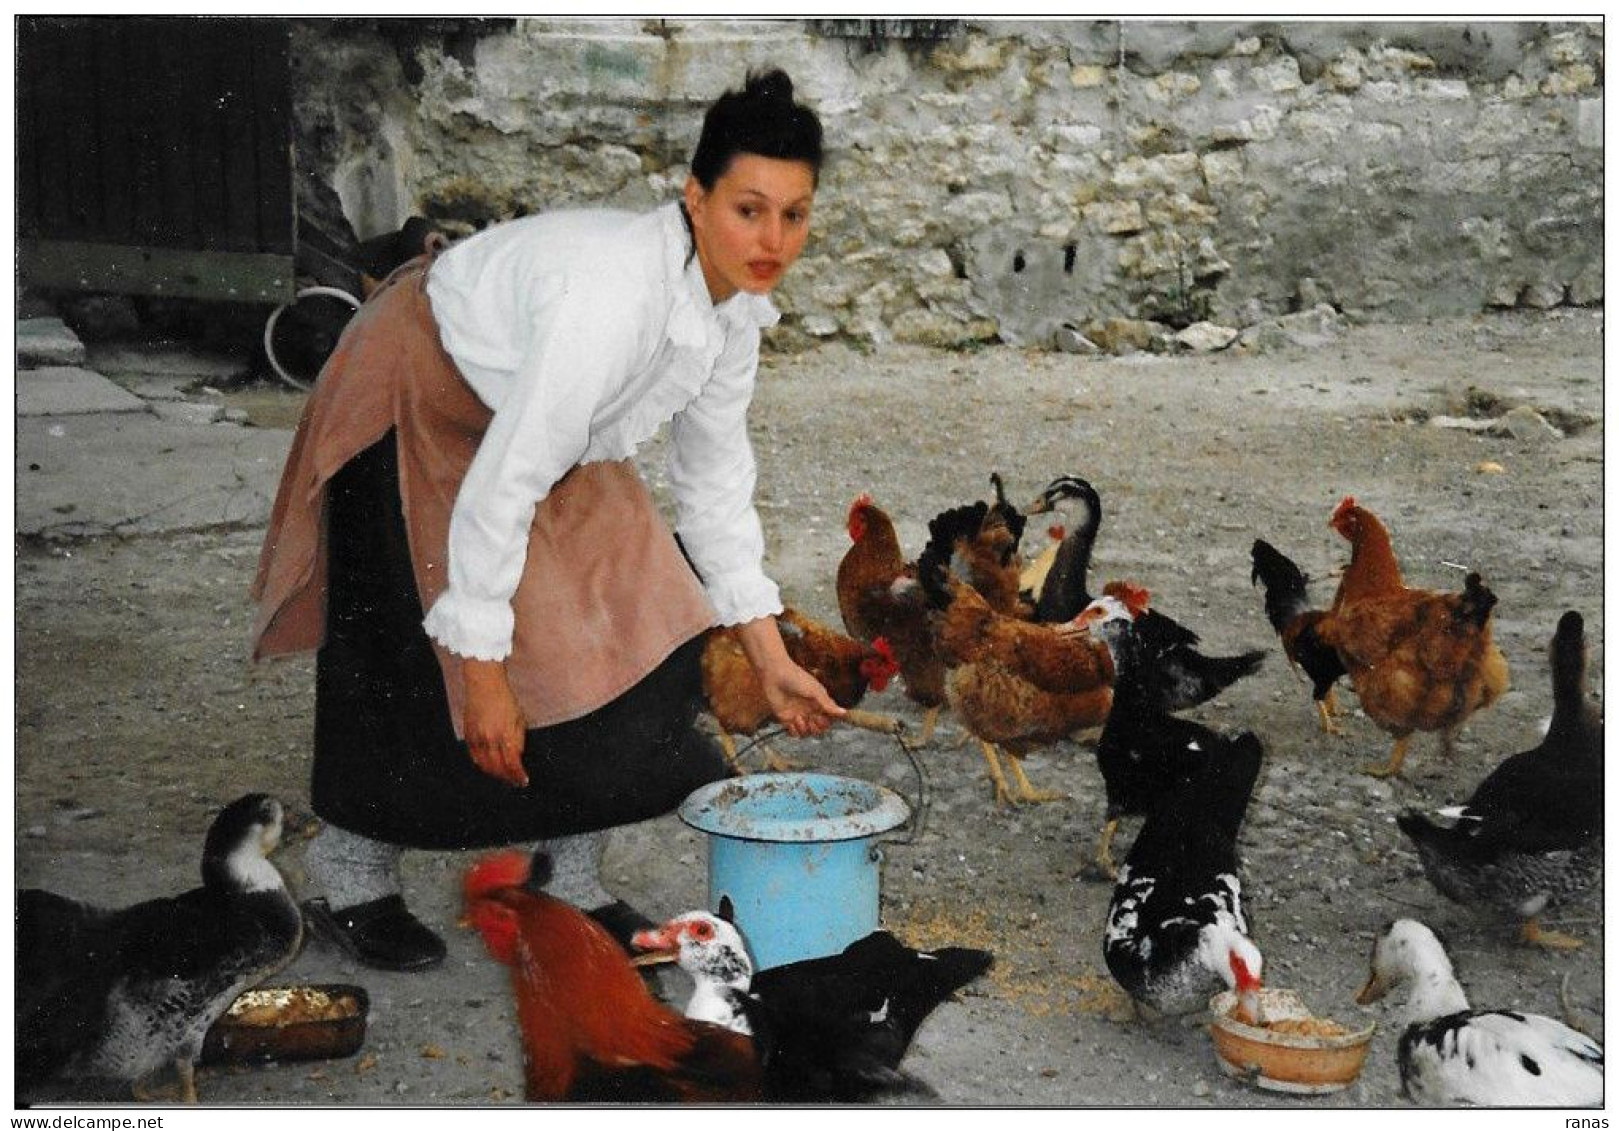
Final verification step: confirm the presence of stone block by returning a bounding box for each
[1569,264,1603,306]
[1576,98,1603,148]
[1086,317,1170,355]
[1519,282,1566,310]
[1495,405,1564,443]
[1419,78,1472,101]
[1235,304,1345,353]
[1084,200,1145,234]
[1200,150,1245,187]
[1251,58,1302,93]
[17,319,86,369]
[1054,324,1101,354]
[1174,321,1238,352]
[1070,64,1109,88]
[16,367,148,417]
[1149,72,1201,101]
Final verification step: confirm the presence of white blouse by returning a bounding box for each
[420,201,784,661]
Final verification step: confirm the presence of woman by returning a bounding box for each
[251,69,843,971]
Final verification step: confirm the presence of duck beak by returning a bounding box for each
[1355,972,1388,1006]
[628,924,680,967]
[1023,493,1052,515]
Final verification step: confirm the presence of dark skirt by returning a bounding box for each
[312,433,729,849]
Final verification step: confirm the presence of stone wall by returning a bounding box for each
[292,18,1603,350]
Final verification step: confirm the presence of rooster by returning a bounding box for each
[632,901,993,1102]
[462,850,762,1102]
[915,505,1114,805]
[837,494,948,745]
[1314,496,1511,778]
[1250,537,1348,735]
[1024,474,1265,711]
[701,607,900,771]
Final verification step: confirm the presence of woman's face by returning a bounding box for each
[684,154,816,304]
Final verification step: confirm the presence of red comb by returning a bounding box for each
[1102,579,1151,617]
[464,850,531,903]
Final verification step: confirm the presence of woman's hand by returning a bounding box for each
[462,658,530,787]
[733,616,846,737]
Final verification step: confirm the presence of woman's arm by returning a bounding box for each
[462,658,529,787]
[425,266,652,781]
[732,617,846,737]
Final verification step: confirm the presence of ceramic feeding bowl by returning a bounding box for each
[1208,987,1375,1095]
[202,984,369,1065]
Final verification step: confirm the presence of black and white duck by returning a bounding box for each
[1356,918,1603,1106]
[1099,683,1267,1020]
[1023,473,1265,712]
[632,900,993,1102]
[1397,609,1603,949]
[16,793,303,1102]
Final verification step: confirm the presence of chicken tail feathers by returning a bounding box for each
[1454,572,1498,630]
[915,537,955,610]
[1250,538,1314,632]
[1160,647,1267,712]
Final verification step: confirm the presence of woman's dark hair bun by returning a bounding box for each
[690,66,823,189]
[745,67,795,103]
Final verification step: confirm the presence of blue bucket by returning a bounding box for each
[678,772,910,970]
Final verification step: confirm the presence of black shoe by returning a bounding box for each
[587,900,656,953]
[303,895,447,972]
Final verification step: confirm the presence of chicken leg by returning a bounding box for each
[1361,735,1411,778]
[1003,754,1069,804]
[1093,817,1121,880]
[916,705,941,747]
[176,1057,199,1105]
[977,741,1015,805]
[1522,917,1584,951]
[1317,687,1345,736]
[718,731,802,775]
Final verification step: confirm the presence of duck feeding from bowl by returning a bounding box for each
[1208,987,1374,1094]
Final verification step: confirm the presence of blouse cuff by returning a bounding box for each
[422,590,515,662]
[703,569,783,628]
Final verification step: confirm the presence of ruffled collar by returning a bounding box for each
[659,201,780,350]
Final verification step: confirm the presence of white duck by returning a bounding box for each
[630,904,754,1035]
[1356,919,1603,1106]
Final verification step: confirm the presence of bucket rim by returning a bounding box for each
[678,772,910,843]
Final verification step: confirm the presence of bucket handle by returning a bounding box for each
[720,712,930,846]
[840,710,929,848]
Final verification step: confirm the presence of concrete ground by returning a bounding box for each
[12,309,1606,1117]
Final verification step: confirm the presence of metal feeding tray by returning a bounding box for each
[201,983,370,1065]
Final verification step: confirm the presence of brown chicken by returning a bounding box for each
[933,479,1031,619]
[462,850,763,1102]
[837,494,948,744]
[700,607,900,771]
[915,509,1114,805]
[1314,496,1511,778]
